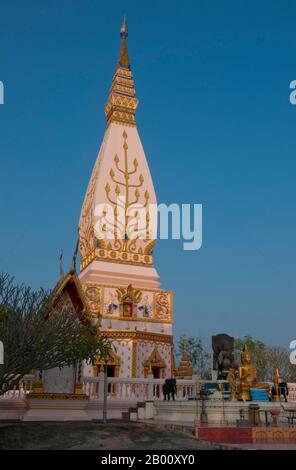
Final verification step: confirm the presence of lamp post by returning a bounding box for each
[102,356,111,424]
[199,388,209,424]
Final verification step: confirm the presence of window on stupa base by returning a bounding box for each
[116,284,142,319]
[122,301,133,318]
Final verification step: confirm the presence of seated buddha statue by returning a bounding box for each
[238,346,268,401]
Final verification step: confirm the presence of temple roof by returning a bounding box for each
[52,269,92,325]
[51,250,100,325]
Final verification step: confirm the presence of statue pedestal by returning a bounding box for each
[24,366,90,421]
[238,383,251,401]
[43,367,76,394]
[23,394,90,421]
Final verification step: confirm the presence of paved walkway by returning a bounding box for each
[226,443,296,450]
[0,421,219,450]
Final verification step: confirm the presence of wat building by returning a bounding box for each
[78,18,174,380]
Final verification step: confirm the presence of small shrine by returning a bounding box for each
[175,335,194,379]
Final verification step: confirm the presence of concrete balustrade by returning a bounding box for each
[1,375,296,421]
[82,374,199,401]
[0,374,36,399]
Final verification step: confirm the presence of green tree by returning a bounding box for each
[176,334,211,379]
[264,345,296,382]
[0,273,111,395]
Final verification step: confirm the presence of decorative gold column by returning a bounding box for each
[132,340,137,378]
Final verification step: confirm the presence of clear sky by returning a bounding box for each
[0,0,296,348]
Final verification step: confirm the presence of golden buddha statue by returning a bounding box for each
[227,368,237,401]
[238,346,268,401]
[273,367,280,402]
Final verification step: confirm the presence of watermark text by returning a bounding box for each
[289,80,296,105]
[0,81,4,104]
[290,340,296,365]
[93,199,202,251]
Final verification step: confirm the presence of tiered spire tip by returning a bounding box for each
[104,16,138,127]
[120,15,128,39]
[119,16,130,69]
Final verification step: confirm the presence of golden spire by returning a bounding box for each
[119,16,130,68]
[183,334,187,354]
[120,15,128,37]
[104,17,138,126]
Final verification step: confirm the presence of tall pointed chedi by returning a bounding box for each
[79,16,158,288]
[78,19,173,379]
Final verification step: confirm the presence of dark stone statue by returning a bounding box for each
[163,378,177,401]
[212,333,236,379]
[272,382,289,402]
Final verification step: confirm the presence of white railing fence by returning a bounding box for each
[82,375,199,401]
[0,374,35,399]
[287,383,296,403]
[1,374,296,403]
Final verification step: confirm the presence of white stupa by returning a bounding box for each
[79,18,173,379]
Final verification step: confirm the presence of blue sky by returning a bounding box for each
[0,0,296,347]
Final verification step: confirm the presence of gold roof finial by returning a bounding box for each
[59,249,64,278]
[119,16,130,68]
[120,15,128,39]
[71,231,79,274]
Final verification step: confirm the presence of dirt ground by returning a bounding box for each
[0,421,219,450]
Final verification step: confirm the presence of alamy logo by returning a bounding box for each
[289,80,296,105]
[94,199,202,251]
[0,81,4,104]
[290,340,296,365]
[0,340,4,364]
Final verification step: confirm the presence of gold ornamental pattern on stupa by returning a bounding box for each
[79,131,156,271]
